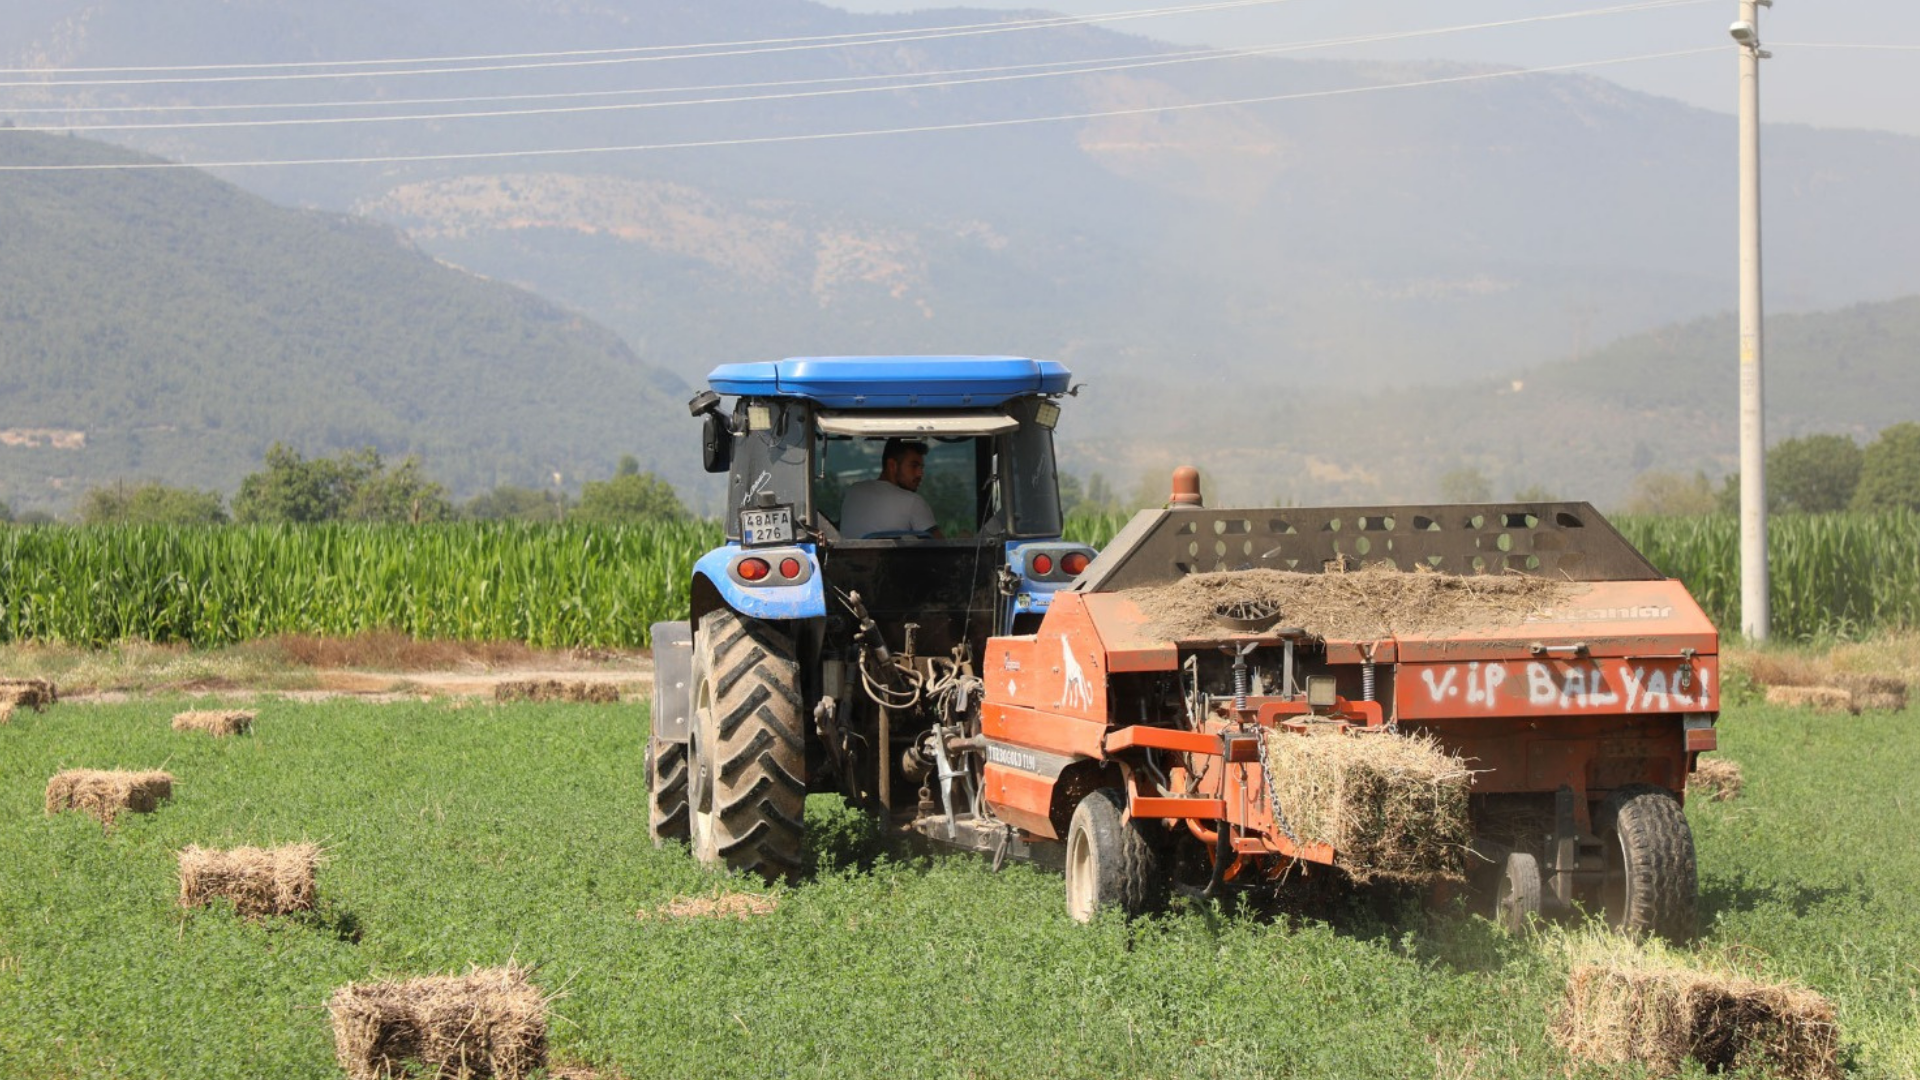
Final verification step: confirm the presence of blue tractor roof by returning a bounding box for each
[707,355,1071,408]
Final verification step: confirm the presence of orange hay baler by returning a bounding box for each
[970,486,1716,938]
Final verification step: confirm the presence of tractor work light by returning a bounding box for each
[1306,676,1339,711]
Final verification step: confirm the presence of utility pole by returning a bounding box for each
[1732,0,1770,641]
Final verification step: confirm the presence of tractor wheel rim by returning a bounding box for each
[1066,828,1095,921]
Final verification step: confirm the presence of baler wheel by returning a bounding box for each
[1064,788,1166,923]
[1495,852,1542,934]
[1597,785,1698,941]
[686,609,808,882]
[646,736,689,846]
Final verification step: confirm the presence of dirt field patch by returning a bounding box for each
[638,893,780,922]
[495,679,623,704]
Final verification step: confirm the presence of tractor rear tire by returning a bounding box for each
[1597,785,1697,941]
[1064,788,1166,922]
[646,737,689,846]
[686,609,807,882]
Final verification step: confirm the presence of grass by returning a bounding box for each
[0,695,1914,1079]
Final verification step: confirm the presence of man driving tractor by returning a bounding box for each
[838,437,944,539]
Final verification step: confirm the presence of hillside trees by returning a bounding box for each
[78,482,228,525]
[464,485,568,521]
[572,455,687,523]
[1853,422,1920,512]
[232,444,451,523]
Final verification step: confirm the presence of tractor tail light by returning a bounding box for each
[737,557,771,582]
[1031,553,1054,575]
[1061,551,1090,576]
[778,557,802,580]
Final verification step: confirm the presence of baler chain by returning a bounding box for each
[1255,728,1299,848]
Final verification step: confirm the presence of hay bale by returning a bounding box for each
[44,769,174,824]
[329,964,548,1080]
[0,677,57,711]
[1834,673,1908,713]
[1261,726,1471,881]
[179,843,319,917]
[171,709,254,736]
[1764,685,1856,714]
[1687,758,1744,802]
[1557,962,1839,1079]
[0,700,14,726]
[494,680,620,704]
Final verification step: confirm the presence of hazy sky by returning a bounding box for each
[826,0,1920,137]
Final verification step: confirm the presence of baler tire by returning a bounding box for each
[686,609,808,883]
[1495,852,1542,935]
[646,737,690,846]
[1597,785,1697,942]
[1064,788,1166,923]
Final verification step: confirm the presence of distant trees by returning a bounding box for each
[0,498,11,523]
[1439,467,1493,504]
[1623,470,1717,516]
[1852,421,1920,512]
[570,455,688,523]
[463,485,568,522]
[232,444,451,524]
[78,482,228,525]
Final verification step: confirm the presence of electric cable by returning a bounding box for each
[0,2,1717,135]
[0,46,1724,172]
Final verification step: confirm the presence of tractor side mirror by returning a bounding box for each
[701,412,733,474]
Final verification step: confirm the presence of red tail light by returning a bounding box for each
[778,557,802,580]
[1061,551,1091,576]
[1031,553,1054,575]
[737,557,771,582]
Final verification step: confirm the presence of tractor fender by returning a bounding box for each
[648,621,694,745]
[689,545,827,630]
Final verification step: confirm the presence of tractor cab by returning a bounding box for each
[650,357,1091,877]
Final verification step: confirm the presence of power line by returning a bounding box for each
[1769,42,1920,51]
[0,47,1722,173]
[0,0,1300,87]
[0,0,1715,132]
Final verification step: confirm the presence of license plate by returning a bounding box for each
[740,506,795,547]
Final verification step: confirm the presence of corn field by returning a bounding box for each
[0,521,719,648]
[0,512,1913,647]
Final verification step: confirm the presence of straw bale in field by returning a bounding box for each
[171,709,254,737]
[178,843,319,917]
[0,677,57,711]
[1686,758,1744,802]
[44,769,174,824]
[1835,673,1908,713]
[329,964,548,1080]
[1764,685,1856,714]
[1260,726,1471,882]
[493,679,620,704]
[0,700,14,726]
[1128,563,1571,643]
[1556,962,1838,1079]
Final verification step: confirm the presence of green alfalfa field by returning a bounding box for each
[1,691,1915,1079]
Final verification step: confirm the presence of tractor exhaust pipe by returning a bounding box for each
[1170,465,1203,508]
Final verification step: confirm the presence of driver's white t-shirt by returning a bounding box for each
[839,480,937,538]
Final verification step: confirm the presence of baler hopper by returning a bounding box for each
[978,479,1716,938]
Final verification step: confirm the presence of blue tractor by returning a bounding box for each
[648,356,1093,879]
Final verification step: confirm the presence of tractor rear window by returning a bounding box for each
[817,436,984,538]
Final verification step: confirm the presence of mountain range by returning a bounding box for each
[3,1,1918,512]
